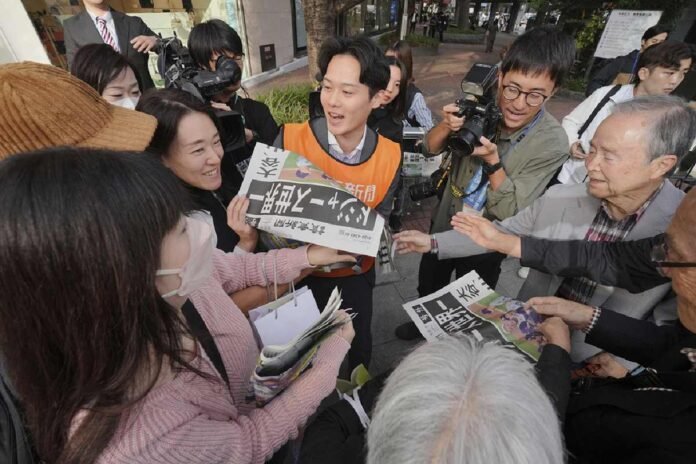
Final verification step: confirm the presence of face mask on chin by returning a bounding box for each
[156,216,215,299]
[111,97,139,110]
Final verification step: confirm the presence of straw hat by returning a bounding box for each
[0,62,157,159]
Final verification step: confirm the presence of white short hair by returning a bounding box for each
[367,336,564,464]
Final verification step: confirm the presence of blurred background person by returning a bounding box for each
[71,43,142,109]
[586,24,671,96]
[63,0,160,89]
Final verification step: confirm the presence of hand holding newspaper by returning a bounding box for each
[238,143,385,257]
[250,287,353,406]
[402,271,545,361]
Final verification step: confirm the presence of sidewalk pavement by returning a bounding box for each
[249,35,583,376]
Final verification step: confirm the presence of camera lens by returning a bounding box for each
[450,116,485,156]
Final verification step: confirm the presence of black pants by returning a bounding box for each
[303,266,376,370]
[417,251,505,297]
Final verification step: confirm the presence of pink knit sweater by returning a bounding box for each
[94,246,350,464]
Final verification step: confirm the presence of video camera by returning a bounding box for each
[409,63,501,202]
[157,35,246,154]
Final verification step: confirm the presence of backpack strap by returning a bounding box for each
[181,300,230,388]
[577,84,623,138]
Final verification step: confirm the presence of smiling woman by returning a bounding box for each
[137,89,260,257]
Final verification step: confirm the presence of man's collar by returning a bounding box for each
[87,8,112,21]
[327,126,367,157]
[499,108,546,144]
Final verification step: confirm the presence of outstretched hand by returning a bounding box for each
[393,230,432,254]
[306,245,357,267]
[450,213,521,257]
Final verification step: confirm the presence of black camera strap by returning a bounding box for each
[182,299,230,389]
[577,84,622,138]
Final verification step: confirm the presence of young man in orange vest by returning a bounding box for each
[274,36,401,369]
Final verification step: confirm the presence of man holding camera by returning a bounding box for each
[188,20,279,178]
[395,26,573,340]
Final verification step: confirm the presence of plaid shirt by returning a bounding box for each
[555,183,664,304]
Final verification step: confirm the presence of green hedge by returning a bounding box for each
[256,82,315,125]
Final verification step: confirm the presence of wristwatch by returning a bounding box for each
[482,161,503,175]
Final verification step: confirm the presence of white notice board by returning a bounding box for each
[593,10,662,59]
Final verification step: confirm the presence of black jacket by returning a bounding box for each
[520,234,668,293]
[521,235,696,463]
[186,176,243,253]
[586,49,639,96]
[63,9,157,89]
[223,94,279,176]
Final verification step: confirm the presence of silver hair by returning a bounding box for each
[610,94,696,162]
[366,336,564,464]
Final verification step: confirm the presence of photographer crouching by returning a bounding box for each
[395,26,575,340]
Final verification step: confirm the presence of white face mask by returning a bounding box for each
[111,96,139,110]
[156,217,215,299]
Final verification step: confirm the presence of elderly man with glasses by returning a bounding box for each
[396,96,696,367]
[395,26,575,340]
[448,179,696,463]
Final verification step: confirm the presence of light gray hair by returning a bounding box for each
[611,94,696,162]
[366,336,564,464]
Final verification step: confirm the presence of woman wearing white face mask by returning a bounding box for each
[0,147,356,464]
[71,43,142,109]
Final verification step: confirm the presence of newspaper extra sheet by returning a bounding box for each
[238,143,384,257]
[403,271,545,361]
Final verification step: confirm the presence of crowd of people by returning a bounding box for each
[1,1,696,462]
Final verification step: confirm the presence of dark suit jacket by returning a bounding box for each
[538,308,696,463]
[63,9,156,89]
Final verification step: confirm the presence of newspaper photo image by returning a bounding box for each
[402,271,545,361]
[238,143,385,257]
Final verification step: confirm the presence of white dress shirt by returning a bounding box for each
[327,126,368,164]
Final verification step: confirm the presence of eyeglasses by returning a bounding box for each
[650,241,696,270]
[501,85,548,107]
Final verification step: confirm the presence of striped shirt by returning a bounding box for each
[406,91,434,132]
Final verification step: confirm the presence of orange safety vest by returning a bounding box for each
[283,121,401,277]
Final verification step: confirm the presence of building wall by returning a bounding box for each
[240,0,296,76]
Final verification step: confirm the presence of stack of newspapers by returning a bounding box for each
[251,287,351,406]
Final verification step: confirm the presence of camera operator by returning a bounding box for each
[395,26,574,340]
[187,20,279,177]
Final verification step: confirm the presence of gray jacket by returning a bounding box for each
[434,181,684,362]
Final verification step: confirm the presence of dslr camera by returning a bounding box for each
[449,63,502,155]
[409,63,501,202]
[157,35,246,153]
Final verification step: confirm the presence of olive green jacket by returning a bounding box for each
[425,109,569,233]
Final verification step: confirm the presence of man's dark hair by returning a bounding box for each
[188,19,244,70]
[642,24,671,42]
[318,36,390,98]
[637,40,693,72]
[499,26,575,88]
